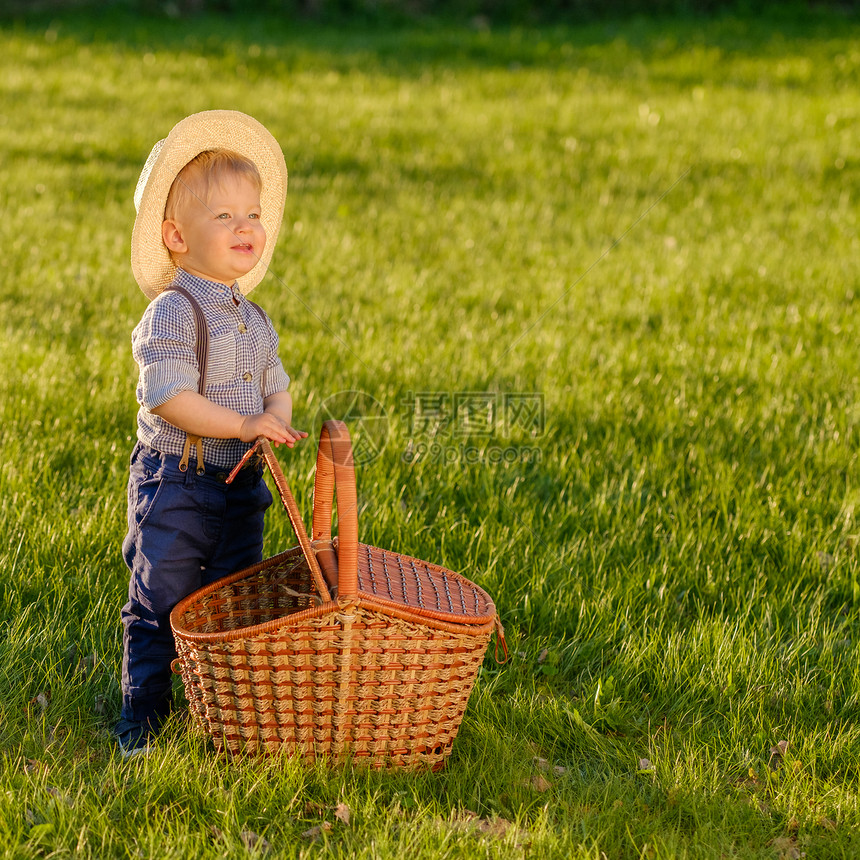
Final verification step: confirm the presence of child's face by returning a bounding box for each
[161,173,266,287]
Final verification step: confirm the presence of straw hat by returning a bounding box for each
[131,110,288,300]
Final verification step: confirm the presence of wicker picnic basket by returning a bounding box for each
[170,420,506,768]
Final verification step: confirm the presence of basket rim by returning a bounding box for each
[170,543,498,646]
[172,592,497,645]
[169,544,304,632]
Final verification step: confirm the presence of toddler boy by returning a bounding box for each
[118,110,306,757]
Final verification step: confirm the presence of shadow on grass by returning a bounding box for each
[3,6,859,86]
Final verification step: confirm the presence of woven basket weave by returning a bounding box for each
[170,420,506,768]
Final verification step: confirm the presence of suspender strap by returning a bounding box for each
[164,284,209,395]
[247,299,270,395]
[164,284,208,475]
[162,283,270,475]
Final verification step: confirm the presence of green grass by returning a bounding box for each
[1,6,859,858]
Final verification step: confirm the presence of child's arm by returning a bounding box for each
[152,391,304,447]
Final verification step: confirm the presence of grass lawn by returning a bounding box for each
[0,5,858,857]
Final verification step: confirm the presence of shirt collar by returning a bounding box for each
[172,268,244,306]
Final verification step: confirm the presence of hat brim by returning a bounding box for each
[131,110,287,300]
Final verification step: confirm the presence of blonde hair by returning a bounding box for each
[164,149,263,221]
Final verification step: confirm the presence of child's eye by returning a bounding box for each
[249,213,260,220]
[217,212,230,219]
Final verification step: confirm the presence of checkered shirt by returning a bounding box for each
[132,268,291,469]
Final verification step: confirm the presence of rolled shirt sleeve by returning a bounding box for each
[132,292,200,411]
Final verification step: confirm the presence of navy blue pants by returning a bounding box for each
[120,443,273,724]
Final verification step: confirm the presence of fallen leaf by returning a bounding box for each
[24,759,41,774]
[538,648,549,664]
[638,758,655,773]
[334,802,351,826]
[769,740,789,770]
[457,809,479,821]
[747,767,759,784]
[301,822,332,840]
[240,830,271,853]
[475,817,512,838]
[534,757,567,775]
[446,811,514,840]
[46,787,73,807]
[530,774,552,792]
[33,692,50,711]
[76,653,97,676]
[755,798,773,815]
[771,835,805,860]
[209,825,224,841]
[303,801,326,816]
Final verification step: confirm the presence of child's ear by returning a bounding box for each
[162,219,187,254]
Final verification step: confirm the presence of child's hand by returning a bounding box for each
[282,425,309,448]
[239,413,302,446]
[272,425,308,449]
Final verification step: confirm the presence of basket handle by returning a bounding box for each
[227,437,332,604]
[311,420,360,600]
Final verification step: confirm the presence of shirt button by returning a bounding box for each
[242,371,253,382]
[238,322,247,333]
